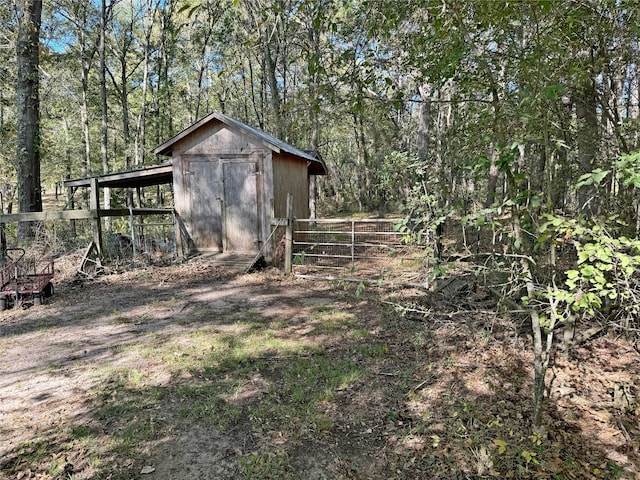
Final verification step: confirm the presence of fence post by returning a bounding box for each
[90,178,103,256]
[285,193,293,274]
[129,205,137,262]
[351,219,355,267]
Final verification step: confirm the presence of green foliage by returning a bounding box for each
[395,202,446,245]
[575,168,610,190]
[615,151,640,189]
[377,151,422,209]
[394,154,449,245]
[2,0,638,225]
[539,214,640,320]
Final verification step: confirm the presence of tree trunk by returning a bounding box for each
[417,83,432,163]
[264,42,283,138]
[99,0,110,229]
[575,82,599,215]
[352,107,372,211]
[485,85,503,209]
[511,186,555,434]
[113,46,133,206]
[16,0,43,240]
[134,1,154,168]
[307,14,321,219]
[194,18,214,121]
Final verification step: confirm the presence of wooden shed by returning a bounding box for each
[153,112,326,256]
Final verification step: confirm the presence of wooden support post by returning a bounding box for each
[351,219,355,268]
[90,178,103,256]
[220,198,226,252]
[0,193,5,264]
[129,205,137,259]
[284,193,293,274]
[66,174,76,237]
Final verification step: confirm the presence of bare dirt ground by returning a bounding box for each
[1,253,639,479]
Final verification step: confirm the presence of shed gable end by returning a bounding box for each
[171,121,269,156]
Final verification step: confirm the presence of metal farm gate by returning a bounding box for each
[291,218,431,287]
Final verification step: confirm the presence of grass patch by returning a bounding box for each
[176,382,244,424]
[110,309,131,324]
[311,308,355,334]
[109,342,133,355]
[2,428,105,479]
[248,355,361,435]
[239,450,293,479]
[237,309,265,325]
[70,424,98,438]
[5,439,52,474]
[349,328,370,339]
[173,329,360,437]
[177,392,243,430]
[93,368,166,453]
[102,367,147,388]
[357,344,388,357]
[282,356,360,403]
[269,319,288,329]
[190,305,236,324]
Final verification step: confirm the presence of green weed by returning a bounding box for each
[357,344,387,357]
[239,450,293,479]
[311,308,354,333]
[349,328,370,339]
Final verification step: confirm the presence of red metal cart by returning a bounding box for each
[0,248,54,310]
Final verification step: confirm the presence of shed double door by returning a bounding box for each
[222,160,259,253]
[186,157,259,253]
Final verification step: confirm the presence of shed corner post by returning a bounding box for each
[90,178,104,257]
[284,193,294,274]
[172,210,182,259]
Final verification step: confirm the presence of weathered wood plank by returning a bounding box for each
[0,210,98,222]
[0,208,174,223]
[104,208,174,217]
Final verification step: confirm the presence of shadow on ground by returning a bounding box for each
[0,264,638,479]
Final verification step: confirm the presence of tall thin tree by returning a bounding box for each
[15,0,43,239]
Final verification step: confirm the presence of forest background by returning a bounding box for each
[2,0,640,434]
[1,0,637,219]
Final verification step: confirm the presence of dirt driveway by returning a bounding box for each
[1,254,639,479]
[0,255,336,479]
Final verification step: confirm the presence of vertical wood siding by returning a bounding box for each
[169,119,310,255]
[272,153,310,219]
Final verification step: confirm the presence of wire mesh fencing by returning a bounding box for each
[291,218,432,287]
[0,219,94,267]
[104,211,177,266]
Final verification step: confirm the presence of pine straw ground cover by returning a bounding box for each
[0,255,638,479]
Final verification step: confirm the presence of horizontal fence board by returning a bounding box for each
[0,208,174,223]
[103,208,174,217]
[0,210,98,222]
[132,222,174,228]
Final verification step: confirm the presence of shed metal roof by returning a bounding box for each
[152,112,327,175]
[65,163,173,189]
